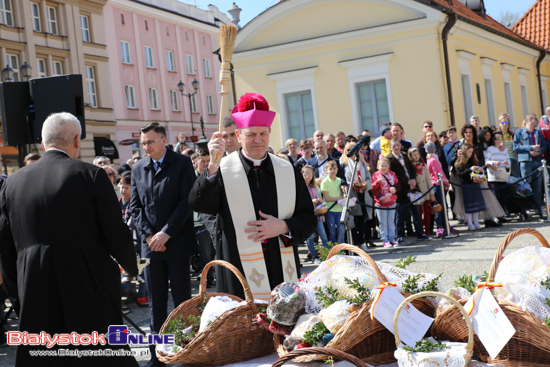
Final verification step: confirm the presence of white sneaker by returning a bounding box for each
[468,225,476,231]
[474,223,482,230]
[360,243,369,252]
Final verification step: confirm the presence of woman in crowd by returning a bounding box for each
[484,130,511,220]
[497,113,516,159]
[408,147,435,237]
[285,138,302,165]
[102,165,121,199]
[450,124,505,226]
[302,165,329,263]
[420,130,449,179]
[455,143,486,230]
[479,126,494,152]
[341,141,374,250]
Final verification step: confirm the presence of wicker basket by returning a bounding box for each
[394,291,474,367]
[274,243,435,365]
[272,347,368,367]
[156,260,275,365]
[431,228,550,367]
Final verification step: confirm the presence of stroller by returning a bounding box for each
[504,158,539,221]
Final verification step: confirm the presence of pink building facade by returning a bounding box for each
[104,0,230,162]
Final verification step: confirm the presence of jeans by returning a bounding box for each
[520,161,543,209]
[325,211,345,244]
[376,204,396,242]
[306,219,330,257]
[397,203,423,238]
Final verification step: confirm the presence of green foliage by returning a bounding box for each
[542,277,550,309]
[302,322,329,346]
[545,316,550,328]
[315,241,338,261]
[454,274,477,294]
[198,293,207,311]
[343,277,372,305]
[315,286,341,309]
[395,255,417,269]
[481,271,489,282]
[402,338,447,353]
[162,314,202,351]
[402,274,442,295]
[324,357,335,365]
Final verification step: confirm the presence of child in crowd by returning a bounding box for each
[454,143,487,231]
[425,141,452,237]
[408,147,435,237]
[371,158,399,247]
[320,160,345,244]
[302,165,330,263]
[379,126,392,157]
[484,131,511,216]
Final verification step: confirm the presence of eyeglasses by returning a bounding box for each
[97,160,109,166]
[494,137,503,140]
[500,120,510,125]
[424,125,432,129]
[303,172,313,177]
[140,137,163,147]
[530,117,538,121]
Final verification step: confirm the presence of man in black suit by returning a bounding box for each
[0,112,138,367]
[131,122,196,367]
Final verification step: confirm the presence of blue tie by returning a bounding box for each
[153,161,159,172]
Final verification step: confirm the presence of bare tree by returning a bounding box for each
[496,11,522,28]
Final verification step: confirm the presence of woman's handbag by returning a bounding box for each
[494,165,511,181]
[430,201,442,214]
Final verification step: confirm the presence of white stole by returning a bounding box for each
[220,152,298,300]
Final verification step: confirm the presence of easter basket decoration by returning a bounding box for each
[274,244,436,365]
[431,228,550,366]
[394,291,474,367]
[156,260,275,365]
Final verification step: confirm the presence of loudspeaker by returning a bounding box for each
[30,74,86,143]
[0,81,32,146]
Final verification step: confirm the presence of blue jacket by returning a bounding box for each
[513,128,547,163]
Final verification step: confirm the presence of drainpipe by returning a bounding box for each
[441,9,457,126]
[536,49,547,114]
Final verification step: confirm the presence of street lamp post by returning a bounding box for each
[21,62,32,81]
[2,66,13,82]
[177,78,199,150]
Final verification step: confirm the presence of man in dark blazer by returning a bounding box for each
[308,138,347,185]
[387,138,430,243]
[131,122,196,367]
[0,112,138,367]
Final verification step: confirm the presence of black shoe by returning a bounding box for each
[497,217,509,223]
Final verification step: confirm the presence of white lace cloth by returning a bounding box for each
[299,255,444,314]
[394,340,469,367]
[493,246,550,322]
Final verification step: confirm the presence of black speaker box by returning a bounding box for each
[30,74,86,143]
[0,81,32,146]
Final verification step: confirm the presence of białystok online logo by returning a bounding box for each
[8,325,173,347]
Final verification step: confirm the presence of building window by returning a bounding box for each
[170,90,180,111]
[144,46,154,68]
[285,91,314,141]
[357,81,389,134]
[149,88,159,110]
[521,85,529,117]
[484,79,496,127]
[207,95,216,114]
[52,60,63,75]
[203,58,211,77]
[80,15,90,42]
[166,50,175,72]
[6,54,19,81]
[0,0,13,27]
[185,55,195,75]
[37,58,46,77]
[190,93,198,113]
[125,85,136,108]
[120,41,131,64]
[504,82,514,122]
[461,75,474,123]
[31,3,41,32]
[46,6,58,35]
[85,66,97,107]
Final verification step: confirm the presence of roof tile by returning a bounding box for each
[512,0,550,51]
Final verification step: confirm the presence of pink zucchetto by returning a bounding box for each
[231,93,276,129]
